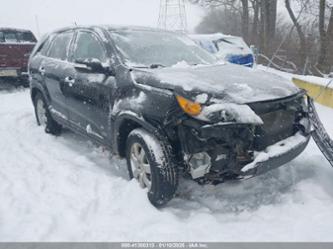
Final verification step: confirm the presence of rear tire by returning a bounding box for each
[33,92,62,135]
[126,128,178,207]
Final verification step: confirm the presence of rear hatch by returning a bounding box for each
[0,29,37,72]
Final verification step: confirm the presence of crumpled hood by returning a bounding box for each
[131,63,301,104]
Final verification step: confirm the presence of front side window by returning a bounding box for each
[73,32,106,62]
[48,32,74,61]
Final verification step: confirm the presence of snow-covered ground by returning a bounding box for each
[1,85,333,242]
[257,65,333,89]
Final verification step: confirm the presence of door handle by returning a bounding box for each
[64,76,76,87]
[39,66,45,75]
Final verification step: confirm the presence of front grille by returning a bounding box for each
[250,94,306,151]
[254,109,296,150]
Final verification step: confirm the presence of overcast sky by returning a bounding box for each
[0,0,294,39]
[0,0,205,37]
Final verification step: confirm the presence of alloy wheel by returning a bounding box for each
[36,99,47,127]
[130,142,152,190]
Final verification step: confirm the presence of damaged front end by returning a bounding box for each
[174,91,311,183]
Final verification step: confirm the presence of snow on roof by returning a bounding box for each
[50,25,174,35]
[0,27,33,33]
[105,25,171,33]
[189,33,237,42]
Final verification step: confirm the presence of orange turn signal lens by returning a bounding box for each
[176,95,202,116]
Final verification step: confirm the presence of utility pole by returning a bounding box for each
[158,0,188,33]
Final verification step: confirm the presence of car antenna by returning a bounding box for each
[34,14,41,38]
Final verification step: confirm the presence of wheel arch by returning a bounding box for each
[30,85,48,105]
[31,87,41,103]
[113,112,163,158]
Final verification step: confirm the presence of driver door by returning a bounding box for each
[65,30,115,142]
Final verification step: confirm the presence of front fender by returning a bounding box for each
[111,111,164,156]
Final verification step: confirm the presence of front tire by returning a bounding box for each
[126,128,178,207]
[33,92,62,135]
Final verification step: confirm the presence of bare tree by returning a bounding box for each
[191,0,322,74]
[240,0,250,42]
[250,0,260,44]
[259,0,277,55]
[316,0,333,74]
[285,0,307,69]
[190,0,251,42]
[191,0,278,54]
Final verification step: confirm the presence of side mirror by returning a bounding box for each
[74,58,115,76]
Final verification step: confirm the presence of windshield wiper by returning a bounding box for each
[149,63,166,69]
[132,64,166,69]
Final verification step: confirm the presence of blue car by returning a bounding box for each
[189,33,255,67]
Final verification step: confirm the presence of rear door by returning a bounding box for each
[42,31,75,121]
[65,30,114,141]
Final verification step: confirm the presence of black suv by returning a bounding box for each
[29,26,311,206]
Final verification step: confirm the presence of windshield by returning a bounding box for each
[216,37,251,57]
[109,30,218,67]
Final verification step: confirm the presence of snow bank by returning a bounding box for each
[295,75,333,89]
[256,65,333,90]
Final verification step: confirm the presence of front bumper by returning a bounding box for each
[177,93,311,180]
[239,132,310,177]
[180,120,311,179]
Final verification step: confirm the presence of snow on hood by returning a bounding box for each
[198,103,263,124]
[132,63,301,104]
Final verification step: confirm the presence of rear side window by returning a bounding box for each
[16,31,37,43]
[73,32,106,62]
[48,32,74,61]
